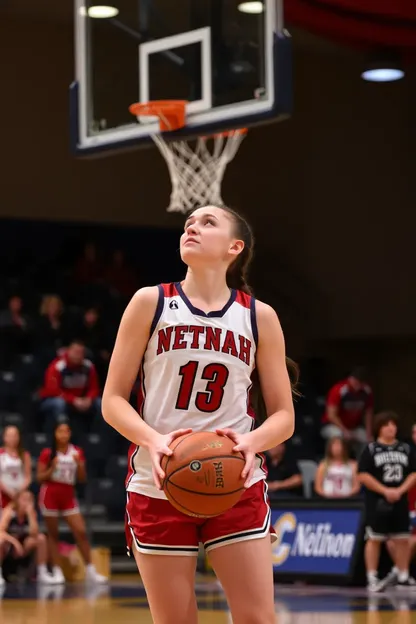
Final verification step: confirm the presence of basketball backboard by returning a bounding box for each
[71,0,292,156]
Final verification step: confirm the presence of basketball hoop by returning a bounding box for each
[129,100,247,214]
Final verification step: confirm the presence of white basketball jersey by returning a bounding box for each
[126,282,266,499]
[0,449,25,495]
[322,462,354,497]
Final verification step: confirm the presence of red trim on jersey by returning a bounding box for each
[161,283,179,298]
[235,290,251,309]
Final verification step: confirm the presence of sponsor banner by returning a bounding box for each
[271,507,362,575]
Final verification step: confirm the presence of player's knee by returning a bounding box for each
[235,609,275,624]
[75,528,88,542]
[37,533,47,545]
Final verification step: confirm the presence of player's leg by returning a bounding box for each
[64,511,107,582]
[134,549,199,624]
[22,534,53,583]
[208,537,275,624]
[43,516,65,583]
[126,491,200,624]
[202,480,275,623]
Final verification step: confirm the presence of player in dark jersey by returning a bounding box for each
[358,411,416,591]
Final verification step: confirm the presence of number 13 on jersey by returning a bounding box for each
[175,361,229,413]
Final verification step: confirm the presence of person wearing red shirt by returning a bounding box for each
[40,339,101,442]
[321,367,373,455]
[37,422,107,585]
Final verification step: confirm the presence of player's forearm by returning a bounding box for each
[248,410,294,453]
[102,394,159,448]
[398,473,416,495]
[358,472,386,495]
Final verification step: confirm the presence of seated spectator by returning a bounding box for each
[73,242,102,286]
[266,444,303,498]
[34,295,68,369]
[0,295,33,369]
[104,250,138,299]
[0,490,54,585]
[70,307,111,384]
[321,366,373,456]
[0,426,32,508]
[39,339,101,442]
[314,437,361,498]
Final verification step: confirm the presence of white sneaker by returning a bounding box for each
[85,567,108,584]
[38,569,58,585]
[368,577,384,593]
[0,572,4,588]
[51,567,66,584]
[378,568,398,591]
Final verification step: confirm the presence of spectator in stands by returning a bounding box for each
[40,339,101,441]
[104,249,138,299]
[321,366,373,456]
[314,437,361,498]
[34,295,68,369]
[266,443,303,499]
[71,307,111,384]
[0,426,32,508]
[37,422,107,584]
[0,295,32,369]
[0,490,54,585]
[73,242,102,286]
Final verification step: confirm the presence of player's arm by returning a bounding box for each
[75,449,87,483]
[21,452,32,491]
[102,287,164,447]
[398,449,416,496]
[357,447,387,496]
[244,301,295,453]
[37,450,56,483]
[0,506,13,533]
[314,461,327,497]
[350,461,362,496]
[27,506,39,537]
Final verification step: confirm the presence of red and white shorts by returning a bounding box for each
[39,483,79,517]
[125,479,276,557]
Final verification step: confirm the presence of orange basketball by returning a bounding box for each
[161,431,245,518]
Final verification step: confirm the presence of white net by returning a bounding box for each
[151,130,247,214]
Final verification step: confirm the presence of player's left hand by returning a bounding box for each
[216,429,256,488]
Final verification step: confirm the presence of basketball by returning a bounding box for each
[161,431,246,518]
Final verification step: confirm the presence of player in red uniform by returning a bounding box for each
[0,426,32,509]
[37,423,107,584]
[102,205,296,623]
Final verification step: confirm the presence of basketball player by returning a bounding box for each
[102,205,296,624]
[0,426,32,508]
[314,437,360,498]
[358,411,416,591]
[0,490,54,585]
[37,423,107,585]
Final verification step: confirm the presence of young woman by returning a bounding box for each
[358,411,416,591]
[0,490,54,585]
[0,426,32,508]
[37,423,107,585]
[102,205,296,624]
[314,437,360,498]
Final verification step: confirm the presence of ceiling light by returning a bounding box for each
[238,2,264,14]
[80,5,119,18]
[361,67,404,82]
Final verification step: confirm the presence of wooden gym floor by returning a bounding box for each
[1,574,416,623]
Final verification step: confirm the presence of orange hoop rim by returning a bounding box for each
[129,100,248,137]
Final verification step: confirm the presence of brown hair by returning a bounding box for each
[3,425,25,461]
[373,410,399,439]
[325,436,349,463]
[186,204,300,397]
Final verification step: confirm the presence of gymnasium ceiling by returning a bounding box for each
[2,0,415,58]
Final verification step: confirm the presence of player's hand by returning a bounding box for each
[148,429,193,490]
[216,429,256,488]
[384,488,401,503]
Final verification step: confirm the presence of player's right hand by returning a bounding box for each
[384,488,401,503]
[148,429,193,490]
